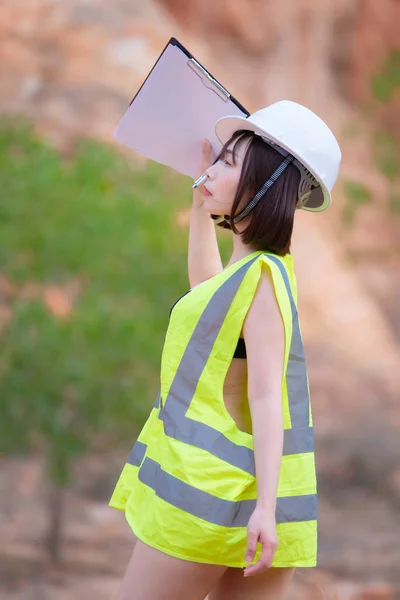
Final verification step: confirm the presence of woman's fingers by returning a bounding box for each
[197,139,215,177]
[201,138,212,156]
[244,529,278,577]
[245,530,258,563]
[243,511,278,577]
[244,542,273,577]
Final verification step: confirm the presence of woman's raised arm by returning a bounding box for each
[188,140,223,288]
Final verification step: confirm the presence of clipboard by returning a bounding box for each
[114,37,250,179]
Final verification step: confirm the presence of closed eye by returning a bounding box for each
[217,148,235,166]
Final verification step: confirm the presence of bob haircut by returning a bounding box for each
[211,130,300,256]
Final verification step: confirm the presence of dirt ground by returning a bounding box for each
[2,454,399,600]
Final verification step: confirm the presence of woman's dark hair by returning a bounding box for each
[212,130,300,256]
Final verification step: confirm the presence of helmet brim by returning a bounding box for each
[215,115,331,212]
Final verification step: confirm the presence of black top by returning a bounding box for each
[233,336,247,359]
[169,291,247,360]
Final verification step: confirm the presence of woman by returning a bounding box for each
[110,100,342,600]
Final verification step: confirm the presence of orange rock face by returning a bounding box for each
[346,0,400,138]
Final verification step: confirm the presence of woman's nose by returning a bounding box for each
[205,165,215,181]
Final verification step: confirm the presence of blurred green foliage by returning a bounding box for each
[0,118,230,488]
[372,129,399,182]
[341,181,372,226]
[342,50,400,229]
[370,49,400,103]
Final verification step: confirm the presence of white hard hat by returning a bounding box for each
[215,100,342,212]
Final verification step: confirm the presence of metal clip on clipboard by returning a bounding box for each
[187,58,230,103]
[113,38,249,178]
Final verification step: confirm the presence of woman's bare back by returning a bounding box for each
[223,353,252,435]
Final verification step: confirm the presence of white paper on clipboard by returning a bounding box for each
[113,40,249,179]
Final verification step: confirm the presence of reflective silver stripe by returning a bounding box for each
[276,492,318,524]
[283,426,314,455]
[127,440,147,467]
[160,256,260,475]
[127,392,161,466]
[139,457,317,527]
[159,253,313,475]
[266,255,310,429]
[129,426,313,472]
[161,417,313,476]
[133,254,317,527]
[164,258,259,410]
[161,410,256,475]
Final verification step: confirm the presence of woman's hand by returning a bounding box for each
[188,139,222,286]
[243,507,278,577]
[195,138,215,179]
[193,139,215,207]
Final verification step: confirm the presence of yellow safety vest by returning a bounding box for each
[109,251,317,568]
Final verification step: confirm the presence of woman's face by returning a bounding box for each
[201,137,251,217]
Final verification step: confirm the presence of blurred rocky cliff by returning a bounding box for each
[2,0,399,428]
[0,0,399,597]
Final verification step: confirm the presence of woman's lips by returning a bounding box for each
[203,185,212,196]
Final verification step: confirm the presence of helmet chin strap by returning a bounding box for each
[212,137,321,227]
[232,155,295,224]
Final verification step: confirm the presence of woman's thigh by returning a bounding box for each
[117,538,227,600]
[208,566,296,600]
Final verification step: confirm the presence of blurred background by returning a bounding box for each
[0,0,399,599]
